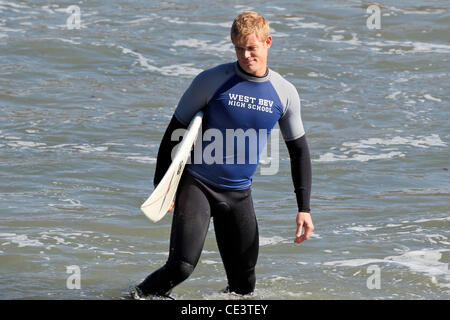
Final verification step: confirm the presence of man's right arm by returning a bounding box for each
[153,63,235,185]
[153,70,208,186]
[153,115,187,187]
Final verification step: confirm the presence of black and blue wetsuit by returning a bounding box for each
[137,61,311,296]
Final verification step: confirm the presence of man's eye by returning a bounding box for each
[235,47,257,51]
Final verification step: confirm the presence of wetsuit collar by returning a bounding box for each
[234,61,270,82]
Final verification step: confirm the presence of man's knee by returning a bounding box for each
[137,259,195,296]
[167,259,195,283]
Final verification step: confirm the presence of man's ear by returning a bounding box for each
[266,35,272,48]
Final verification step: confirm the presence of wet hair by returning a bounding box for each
[230,11,270,44]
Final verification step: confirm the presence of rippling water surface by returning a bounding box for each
[0,0,449,299]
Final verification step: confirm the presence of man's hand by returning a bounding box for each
[294,211,314,244]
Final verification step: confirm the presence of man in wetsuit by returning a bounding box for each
[136,11,314,297]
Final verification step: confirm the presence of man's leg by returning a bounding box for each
[213,188,259,295]
[137,173,211,296]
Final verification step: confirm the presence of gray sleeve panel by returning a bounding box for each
[269,71,305,141]
[174,62,236,125]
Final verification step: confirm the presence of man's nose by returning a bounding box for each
[244,50,251,59]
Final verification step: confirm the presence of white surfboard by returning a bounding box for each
[141,111,203,222]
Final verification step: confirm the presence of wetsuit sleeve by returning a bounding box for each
[174,72,210,125]
[270,75,310,211]
[154,69,208,185]
[285,135,312,213]
[276,79,305,142]
[154,64,235,186]
[270,73,310,211]
[154,71,210,186]
[174,63,235,125]
[153,115,187,187]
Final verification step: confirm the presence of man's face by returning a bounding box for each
[234,32,272,77]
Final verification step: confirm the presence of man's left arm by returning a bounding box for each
[276,79,314,244]
[285,136,314,244]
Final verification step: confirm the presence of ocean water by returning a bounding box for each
[0,0,449,300]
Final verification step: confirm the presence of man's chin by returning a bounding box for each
[241,64,257,75]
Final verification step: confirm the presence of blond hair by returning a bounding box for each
[230,11,270,44]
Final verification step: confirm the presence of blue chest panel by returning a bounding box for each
[206,75,283,132]
[187,75,283,190]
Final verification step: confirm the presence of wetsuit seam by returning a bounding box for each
[187,168,252,191]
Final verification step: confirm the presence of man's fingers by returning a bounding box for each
[296,221,303,238]
[304,224,314,240]
[295,234,306,244]
[295,212,314,244]
[294,220,303,243]
[295,229,312,244]
[295,224,314,244]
